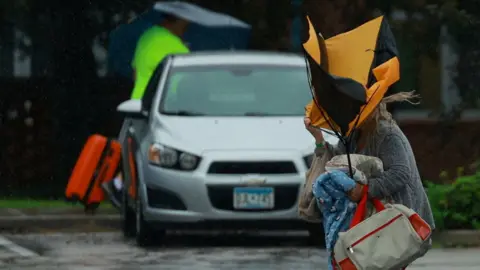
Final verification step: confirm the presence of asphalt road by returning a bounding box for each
[1,232,480,270]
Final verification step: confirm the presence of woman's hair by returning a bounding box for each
[364,90,420,132]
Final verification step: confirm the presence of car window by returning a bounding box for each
[142,58,169,112]
[159,65,312,116]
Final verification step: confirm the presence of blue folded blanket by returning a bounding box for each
[312,170,357,270]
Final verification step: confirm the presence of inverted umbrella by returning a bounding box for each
[302,15,400,175]
[108,1,251,79]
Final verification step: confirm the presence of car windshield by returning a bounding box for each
[159,65,312,116]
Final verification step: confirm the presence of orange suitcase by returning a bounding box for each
[65,134,122,210]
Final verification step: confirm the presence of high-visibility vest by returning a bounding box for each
[131,26,189,100]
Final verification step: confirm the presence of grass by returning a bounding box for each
[0,199,77,209]
[0,199,112,209]
[431,240,443,249]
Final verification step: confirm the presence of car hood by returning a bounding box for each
[155,116,316,153]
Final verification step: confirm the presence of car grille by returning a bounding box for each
[207,184,299,212]
[207,161,297,174]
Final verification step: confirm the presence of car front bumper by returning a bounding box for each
[138,150,310,228]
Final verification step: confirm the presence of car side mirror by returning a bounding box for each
[116,99,147,119]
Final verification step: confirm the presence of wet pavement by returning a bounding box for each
[0,232,479,269]
[0,232,327,270]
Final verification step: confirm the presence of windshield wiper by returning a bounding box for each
[161,110,205,116]
[244,112,271,116]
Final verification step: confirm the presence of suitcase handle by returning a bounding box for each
[349,185,385,228]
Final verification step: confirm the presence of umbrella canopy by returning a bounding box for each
[153,1,250,28]
[303,15,400,137]
[108,1,251,79]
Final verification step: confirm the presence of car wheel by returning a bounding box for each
[307,223,326,248]
[121,187,136,238]
[135,196,166,247]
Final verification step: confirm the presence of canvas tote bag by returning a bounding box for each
[333,186,432,270]
[298,149,332,222]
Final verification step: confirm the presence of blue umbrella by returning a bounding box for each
[108,1,252,79]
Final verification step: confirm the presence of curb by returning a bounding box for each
[434,230,480,247]
[0,215,121,233]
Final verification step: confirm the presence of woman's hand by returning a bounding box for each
[348,183,364,202]
[304,117,324,143]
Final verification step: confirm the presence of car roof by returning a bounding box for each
[170,51,306,67]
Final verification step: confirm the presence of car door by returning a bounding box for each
[124,58,170,204]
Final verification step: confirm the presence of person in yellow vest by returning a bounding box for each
[131,14,191,99]
[103,15,191,208]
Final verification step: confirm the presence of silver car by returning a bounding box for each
[116,51,333,246]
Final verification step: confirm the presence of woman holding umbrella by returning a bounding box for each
[300,14,435,269]
[301,14,435,230]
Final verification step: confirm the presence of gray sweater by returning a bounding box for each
[323,120,435,229]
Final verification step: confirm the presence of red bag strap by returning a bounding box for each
[349,185,386,228]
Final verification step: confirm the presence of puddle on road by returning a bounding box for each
[0,232,328,270]
[3,236,48,256]
[0,245,17,258]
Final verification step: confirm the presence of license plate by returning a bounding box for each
[233,187,274,209]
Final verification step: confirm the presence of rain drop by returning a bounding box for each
[7,110,18,120]
[24,100,32,112]
[24,117,34,127]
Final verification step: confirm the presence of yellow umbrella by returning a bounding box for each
[303,15,400,136]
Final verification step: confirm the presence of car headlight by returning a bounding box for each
[303,153,314,168]
[179,152,198,170]
[148,143,200,171]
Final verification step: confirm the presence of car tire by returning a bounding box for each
[135,196,166,247]
[307,223,326,248]
[121,187,136,238]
